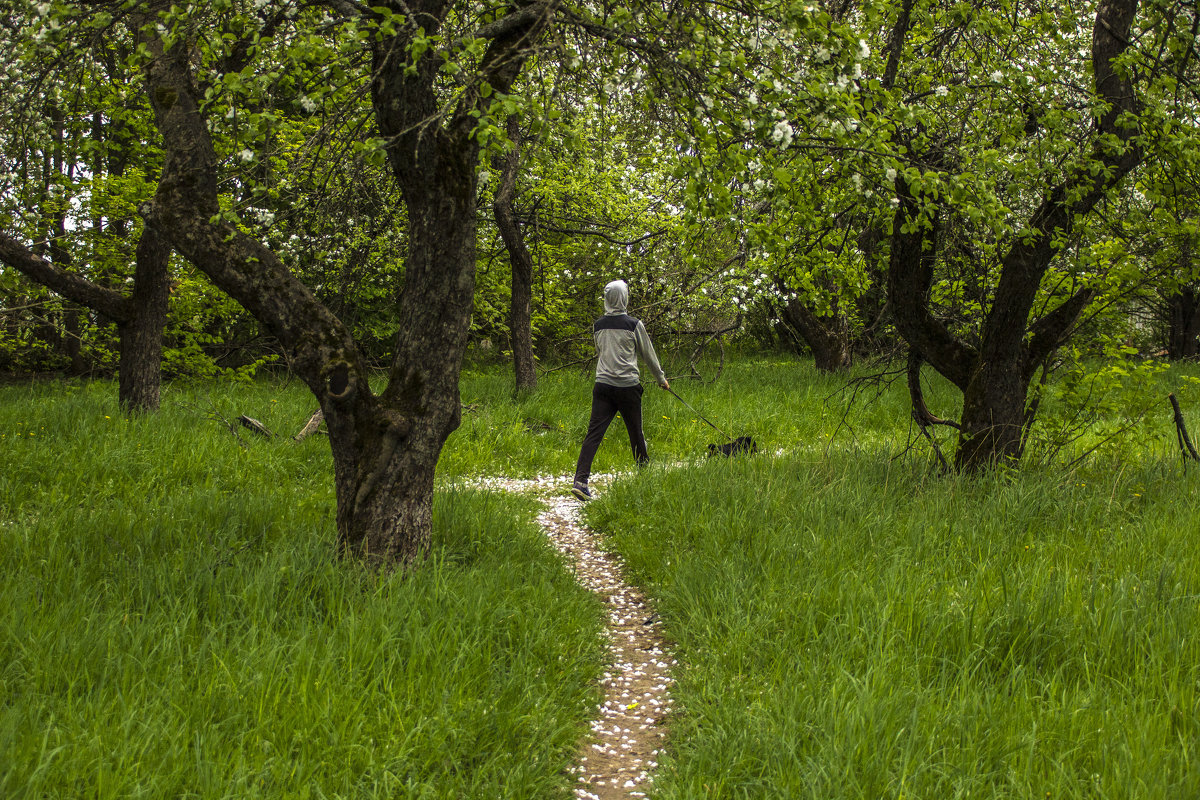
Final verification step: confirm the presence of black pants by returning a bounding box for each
[574,382,648,485]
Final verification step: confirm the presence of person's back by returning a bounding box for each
[593,282,663,388]
[571,280,669,501]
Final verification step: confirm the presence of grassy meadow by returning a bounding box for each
[0,376,605,799]
[3,354,1200,797]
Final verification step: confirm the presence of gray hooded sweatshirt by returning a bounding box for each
[593,280,667,388]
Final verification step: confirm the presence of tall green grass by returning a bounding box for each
[0,378,605,798]
[590,438,1200,798]
[5,353,1199,799]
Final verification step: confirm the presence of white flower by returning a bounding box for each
[700,94,713,109]
[299,95,317,113]
[770,119,793,147]
[748,91,758,106]
[934,85,948,97]
[991,70,1003,82]
[238,149,255,162]
[815,46,830,62]
[885,167,897,181]
[857,39,870,58]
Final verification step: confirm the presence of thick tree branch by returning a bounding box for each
[137,20,364,400]
[980,0,1143,366]
[1025,286,1097,372]
[0,231,132,321]
[886,180,977,391]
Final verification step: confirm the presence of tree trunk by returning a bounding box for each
[0,228,168,413]
[60,306,87,374]
[117,224,172,412]
[1167,286,1200,360]
[778,298,852,372]
[493,116,538,393]
[888,0,1142,472]
[138,1,556,565]
[1166,242,1199,360]
[956,360,1029,468]
[335,167,479,562]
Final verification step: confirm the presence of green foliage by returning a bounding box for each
[1029,342,1182,465]
[0,379,604,799]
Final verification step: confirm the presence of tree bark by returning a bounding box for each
[1167,286,1200,360]
[1166,241,1199,360]
[493,115,538,393]
[117,224,172,412]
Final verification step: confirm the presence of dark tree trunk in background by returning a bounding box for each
[778,298,852,372]
[139,1,556,564]
[0,229,169,412]
[493,115,538,393]
[117,224,172,412]
[1,79,168,410]
[1167,287,1200,360]
[1167,243,1199,360]
[888,0,1143,471]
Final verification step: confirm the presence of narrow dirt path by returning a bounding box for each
[463,474,675,799]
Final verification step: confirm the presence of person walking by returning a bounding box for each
[572,279,669,501]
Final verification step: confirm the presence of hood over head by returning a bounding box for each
[603,280,629,315]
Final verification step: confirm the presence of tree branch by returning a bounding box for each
[886,178,977,391]
[0,231,132,321]
[137,17,364,399]
[1025,286,1097,373]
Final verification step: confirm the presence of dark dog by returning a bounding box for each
[707,436,758,457]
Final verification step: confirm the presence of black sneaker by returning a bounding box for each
[571,482,592,502]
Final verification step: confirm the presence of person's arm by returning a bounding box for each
[634,321,669,388]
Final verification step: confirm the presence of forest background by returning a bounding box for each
[1,0,1199,551]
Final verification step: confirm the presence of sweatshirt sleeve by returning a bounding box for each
[634,321,667,384]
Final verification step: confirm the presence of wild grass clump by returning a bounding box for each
[590,450,1200,799]
[0,379,605,799]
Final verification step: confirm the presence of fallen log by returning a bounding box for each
[294,408,324,441]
